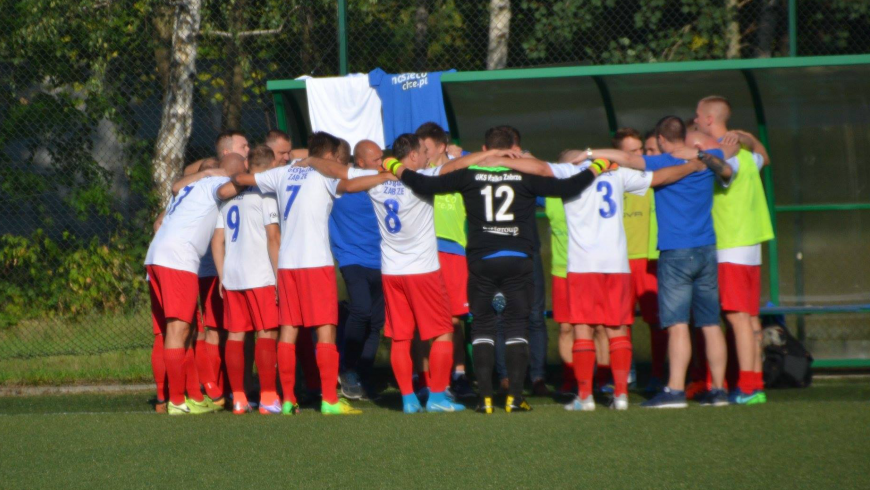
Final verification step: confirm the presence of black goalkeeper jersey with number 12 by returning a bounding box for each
[400,165,596,263]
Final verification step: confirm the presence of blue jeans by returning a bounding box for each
[657,245,720,328]
[495,249,547,381]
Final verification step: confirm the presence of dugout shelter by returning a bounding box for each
[266,54,870,367]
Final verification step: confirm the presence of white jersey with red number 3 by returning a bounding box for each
[145,176,230,274]
[216,187,280,290]
[355,167,441,275]
[549,162,652,274]
[255,162,341,270]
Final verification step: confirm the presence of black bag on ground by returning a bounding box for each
[761,315,814,388]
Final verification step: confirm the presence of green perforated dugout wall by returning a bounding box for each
[267,55,870,367]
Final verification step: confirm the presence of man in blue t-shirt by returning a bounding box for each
[589,116,738,409]
[328,139,385,400]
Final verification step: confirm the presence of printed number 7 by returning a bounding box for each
[283,185,301,220]
[168,186,193,215]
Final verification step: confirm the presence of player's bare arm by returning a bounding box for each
[397,165,467,195]
[650,160,706,187]
[725,130,770,166]
[171,168,227,196]
[525,166,600,200]
[216,178,246,201]
[153,210,165,233]
[302,156,349,180]
[265,223,280,280]
[480,156,553,176]
[440,149,523,174]
[336,172,397,194]
[211,228,226,297]
[670,147,734,180]
[588,149,646,170]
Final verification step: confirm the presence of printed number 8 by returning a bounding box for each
[384,199,401,233]
[227,205,240,242]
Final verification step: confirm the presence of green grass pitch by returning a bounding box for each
[1,378,868,489]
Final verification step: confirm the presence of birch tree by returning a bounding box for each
[487,0,510,70]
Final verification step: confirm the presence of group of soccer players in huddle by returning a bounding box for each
[146,94,773,415]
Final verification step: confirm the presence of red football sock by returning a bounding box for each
[754,371,764,391]
[205,341,223,395]
[255,337,278,405]
[391,340,414,396]
[225,339,246,403]
[609,336,632,397]
[183,346,203,402]
[297,329,321,391]
[164,347,186,406]
[572,339,596,399]
[595,363,611,389]
[737,370,755,394]
[277,341,297,404]
[429,340,453,393]
[151,335,168,402]
[195,339,222,400]
[316,343,340,404]
[649,324,668,379]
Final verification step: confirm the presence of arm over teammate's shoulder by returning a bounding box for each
[399,166,468,195]
[523,166,598,199]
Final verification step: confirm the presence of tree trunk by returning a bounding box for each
[755,0,781,58]
[413,0,430,72]
[725,0,741,59]
[152,0,202,206]
[222,0,246,130]
[487,0,510,70]
[151,4,174,93]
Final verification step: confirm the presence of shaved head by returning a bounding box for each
[353,140,384,170]
[695,95,731,138]
[685,130,721,151]
[219,153,247,174]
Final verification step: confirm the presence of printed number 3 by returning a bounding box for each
[384,199,402,233]
[168,186,193,215]
[283,185,301,220]
[597,181,616,218]
[227,205,240,242]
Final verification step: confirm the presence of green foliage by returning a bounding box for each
[0,230,149,328]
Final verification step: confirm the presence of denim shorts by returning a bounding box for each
[656,244,720,328]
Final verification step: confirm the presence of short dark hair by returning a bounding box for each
[216,130,246,154]
[643,130,656,141]
[249,145,275,168]
[654,116,686,143]
[308,131,341,158]
[336,139,352,166]
[612,127,642,149]
[392,133,421,161]
[484,126,515,150]
[265,129,290,145]
[415,122,449,146]
[494,125,521,147]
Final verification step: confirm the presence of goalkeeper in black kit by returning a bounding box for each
[386,139,611,413]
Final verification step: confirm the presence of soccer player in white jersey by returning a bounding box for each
[229,131,390,415]
[144,153,245,415]
[211,146,282,415]
[486,153,704,410]
[345,133,496,413]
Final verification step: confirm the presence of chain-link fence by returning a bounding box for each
[1,0,869,361]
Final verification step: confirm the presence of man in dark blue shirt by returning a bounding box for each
[590,116,738,409]
[329,139,386,400]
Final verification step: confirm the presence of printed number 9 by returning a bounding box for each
[227,205,240,242]
[597,181,616,219]
[384,199,402,233]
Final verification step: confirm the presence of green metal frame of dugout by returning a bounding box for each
[267,54,870,368]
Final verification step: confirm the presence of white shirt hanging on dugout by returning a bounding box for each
[353,166,442,276]
[255,162,342,270]
[549,162,653,274]
[145,176,230,274]
[305,74,386,149]
[216,187,280,290]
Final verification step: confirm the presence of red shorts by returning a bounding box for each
[551,275,570,324]
[382,271,453,341]
[198,276,224,330]
[567,272,633,326]
[719,263,761,316]
[629,258,660,325]
[438,252,469,316]
[146,265,199,335]
[277,266,338,327]
[223,287,280,332]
